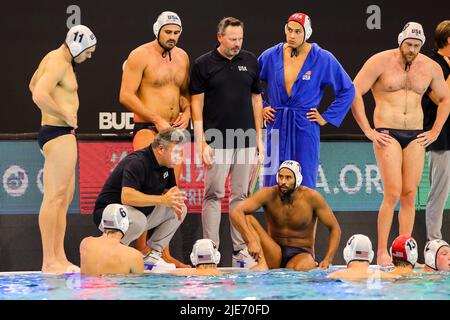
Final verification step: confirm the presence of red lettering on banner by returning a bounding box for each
[78,142,231,214]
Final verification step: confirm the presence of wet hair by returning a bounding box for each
[151,128,186,149]
[435,20,450,49]
[392,259,413,268]
[197,263,217,267]
[104,229,123,237]
[217,17,244,35]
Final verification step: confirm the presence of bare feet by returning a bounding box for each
[163,254,192,268]
[174,261,192,268]
[142,245,191,268]
[140,246,152,257]
[251,256,269,271]
[64,263,80,273]
[42,261,69,274]
[377,251,393,267]
[58,258,81,273]
[162,246,192,268]
[251,262,269,271]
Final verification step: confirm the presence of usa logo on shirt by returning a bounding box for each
[302,70,312,81]
[238,66,248,72]
[163,172,169,179]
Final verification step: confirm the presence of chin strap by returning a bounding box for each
[289,43,306,58]
[158,41,173,62]
[405,62,411,71]
[162,50,172,61]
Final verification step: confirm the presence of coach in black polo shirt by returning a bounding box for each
[190,17,263,267]
[422,20,450,242]
[92,128,187,270]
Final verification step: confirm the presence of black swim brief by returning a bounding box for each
[37,125,75,150]
[132,122,158,138]
[280,245,312,268]
[375,128,424,149]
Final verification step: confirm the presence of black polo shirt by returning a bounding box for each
[190,48,261,148]
[422,50,450,151]
[93,147,176,227]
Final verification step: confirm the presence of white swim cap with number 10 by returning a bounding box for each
[343,234,374,265]
[190,239,221,266]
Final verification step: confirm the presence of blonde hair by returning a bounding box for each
[435,20,450,49]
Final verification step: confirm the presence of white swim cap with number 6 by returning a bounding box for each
[101,204,129,236]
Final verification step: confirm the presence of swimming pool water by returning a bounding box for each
[0,268,448,300]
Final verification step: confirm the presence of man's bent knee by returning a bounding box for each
[293,264,316,272]
[287,254,317,271]
[125,214,147,239]
[204,188,226,201]
[289,260,317,272]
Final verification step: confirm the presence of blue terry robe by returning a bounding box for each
[259,43,355,189]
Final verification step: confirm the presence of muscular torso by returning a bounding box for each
[283,44,312,97]
[264,186,318,251]
[134,44,188,124]
[80,237,138,275]
[372,50,433,129]
[31,50,78,126]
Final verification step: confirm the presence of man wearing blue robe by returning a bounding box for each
[259,13,355,189]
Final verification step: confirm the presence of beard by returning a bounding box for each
[160,40,177,51]
[162,42,177,51]
[278,184,295,203]
[400,49,418,66]
[225,46,241,57]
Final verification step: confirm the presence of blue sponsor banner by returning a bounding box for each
[317,142,384,211]
[317,142,449,211]
[0,141,80,214]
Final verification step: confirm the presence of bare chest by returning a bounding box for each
[267,198,314,230]
[377,64,431,95]
[143,58,186,87]
[58,69,78,93]
[283,54,306,95]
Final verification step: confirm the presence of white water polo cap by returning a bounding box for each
[190,239,221,266]
[101,204,130,236]
[424,239,449,271]
[153,11,182,39]
[65,25,97,58]
[398,22,425,46]
[343,234,374,265]
[277,160,303,188]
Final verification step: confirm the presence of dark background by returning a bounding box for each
[0,0,447,134]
